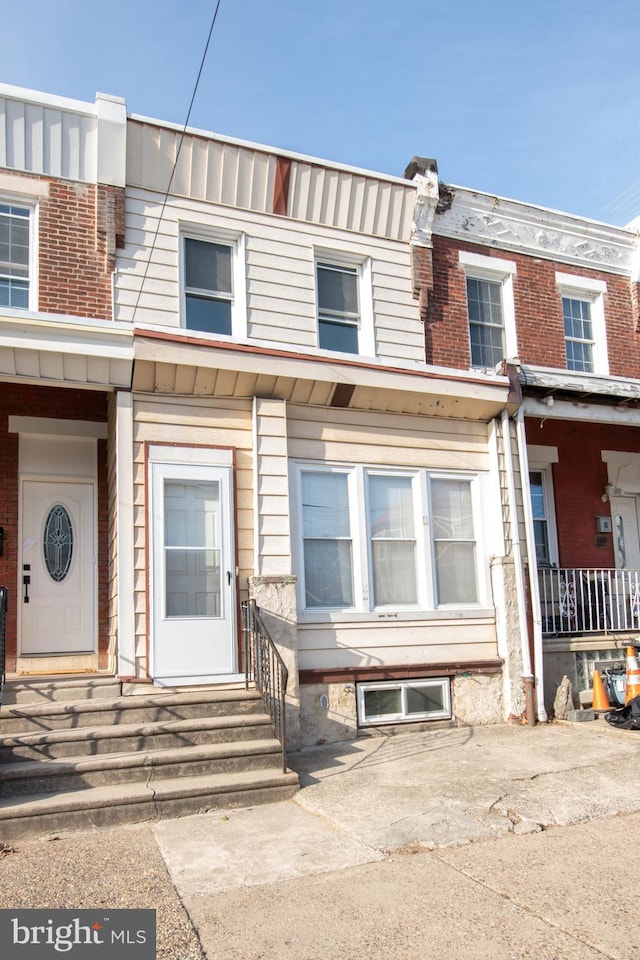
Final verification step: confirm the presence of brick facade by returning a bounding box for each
[7,171,124,320]
[426,235,640,373]
[0,384,110,671]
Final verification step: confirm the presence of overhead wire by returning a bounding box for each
[130,0,224,327]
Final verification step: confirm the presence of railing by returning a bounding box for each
[539,568,640,636]
[241,599,289,773]
[0,586,7,709]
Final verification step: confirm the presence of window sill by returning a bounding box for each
[298,607,495,624]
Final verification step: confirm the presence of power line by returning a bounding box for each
[130,0,224,327]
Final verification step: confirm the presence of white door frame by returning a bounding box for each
[147,445,238,685]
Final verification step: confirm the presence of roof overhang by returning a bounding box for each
[521,364,640,423]
[0,310,133,390]
[133,329,515,421]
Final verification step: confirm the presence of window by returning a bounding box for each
[316,261,360,353]
[529,470,551,564]
[301,471,354,608]
[526,448,558,566]
[357,678,451,726]
[460,251,517,370]
[556,273,608,376]
[0,203,31,309]
[563,297,594,372]
[294,464,483,612]
[431,478,478,603]
[466,277,505,368]
[181,230,247,338]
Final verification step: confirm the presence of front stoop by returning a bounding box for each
[0,679,299,841]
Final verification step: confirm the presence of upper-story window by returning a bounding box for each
[563,297,594,372]
[459,251,517,370]
[316,262,359,353]
[556,273,608,376]
[0,203,31,309]
[181,229,247,338]
[314,251,375,357]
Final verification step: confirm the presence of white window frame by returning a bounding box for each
[459,251,517,369]
[314,248,375,358]
[292,462,486,615]
[180,225,247,339]
[0,197,38,312]
[357,678,452,726]
[527,445,559,567]
[556,272,608,376]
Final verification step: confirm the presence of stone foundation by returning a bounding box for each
[300,683,358,747]
[452,673,503,725]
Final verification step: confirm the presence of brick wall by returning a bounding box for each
[428,236,640,374]
[0,384,109,670]
[524,417,640,568]
[7,171,124,320]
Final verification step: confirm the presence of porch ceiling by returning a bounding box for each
[0,311,134,389]
[133,334,514,420]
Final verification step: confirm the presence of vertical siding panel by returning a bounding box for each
[205,140,224,203]
[249,151,270,212]
[25,104,44,173]
[307,166,324,222]
[190,137,208,200]
[6,99,25,169]
[157,128,178,194]
[320,169,338,225]
[62,112,81,181]
[236,147,255,209]
[220,144,240,206]
[373,181,391,238]
[172,135,192,197]
[0,99,6,166]
[44,110,62,177]
[126,121,142,186]
[348,176,366,233]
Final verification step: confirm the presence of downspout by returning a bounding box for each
[501,408,536,725]
[515,407,548,721]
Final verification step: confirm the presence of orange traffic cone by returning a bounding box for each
[624,646,640,704]
[592,669,610,711]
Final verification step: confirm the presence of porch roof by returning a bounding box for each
[132,329,515,420]
[0,310,134,389]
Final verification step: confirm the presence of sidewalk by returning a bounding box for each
[1,720,639,959]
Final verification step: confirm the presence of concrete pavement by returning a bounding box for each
[2,719,639,959]
[150,719,640,958]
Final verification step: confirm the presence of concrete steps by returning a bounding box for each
[0,678,299,840]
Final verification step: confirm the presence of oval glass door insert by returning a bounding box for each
[43,504,74,582]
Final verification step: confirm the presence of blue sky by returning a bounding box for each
[2,0,639,225]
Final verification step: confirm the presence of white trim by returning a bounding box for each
[357,677,452,726]
[459,251,518,364]
[147,444,233,467]
[526,462,559,566]
[8,417,108,439]
[0,173,49,198]
[314,249,375,358]
[527,444,559,464]
[0,82,101,117]
[116,392,136,676]
[179,226,248,340]
[292,461,487,616]
[458,251,517,275]
[556,271,609,376]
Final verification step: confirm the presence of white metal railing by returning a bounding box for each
[539,568,640,636]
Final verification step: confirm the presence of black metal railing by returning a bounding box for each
[0,586,7,710]
[241,599,288,772]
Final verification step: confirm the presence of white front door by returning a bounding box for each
[151,461,236,684]
[21,480,96,655]
[611,496,640,570]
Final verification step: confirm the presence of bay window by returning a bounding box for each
[294,464,483,613]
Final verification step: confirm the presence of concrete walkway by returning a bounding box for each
[2,719,639,959]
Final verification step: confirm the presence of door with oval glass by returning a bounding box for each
[20,480,96,655]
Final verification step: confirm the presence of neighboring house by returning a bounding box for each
[0,84,133,678]
[428,185,640,711]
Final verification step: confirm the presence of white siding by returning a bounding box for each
[131,395,254,671]
[116,188,424,365]
[253,398,292,576]
[0,95,96,182]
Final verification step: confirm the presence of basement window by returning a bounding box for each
[357,678,451,726]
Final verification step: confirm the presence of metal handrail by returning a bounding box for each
[241,599,289,773]
[0,586,7,710]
